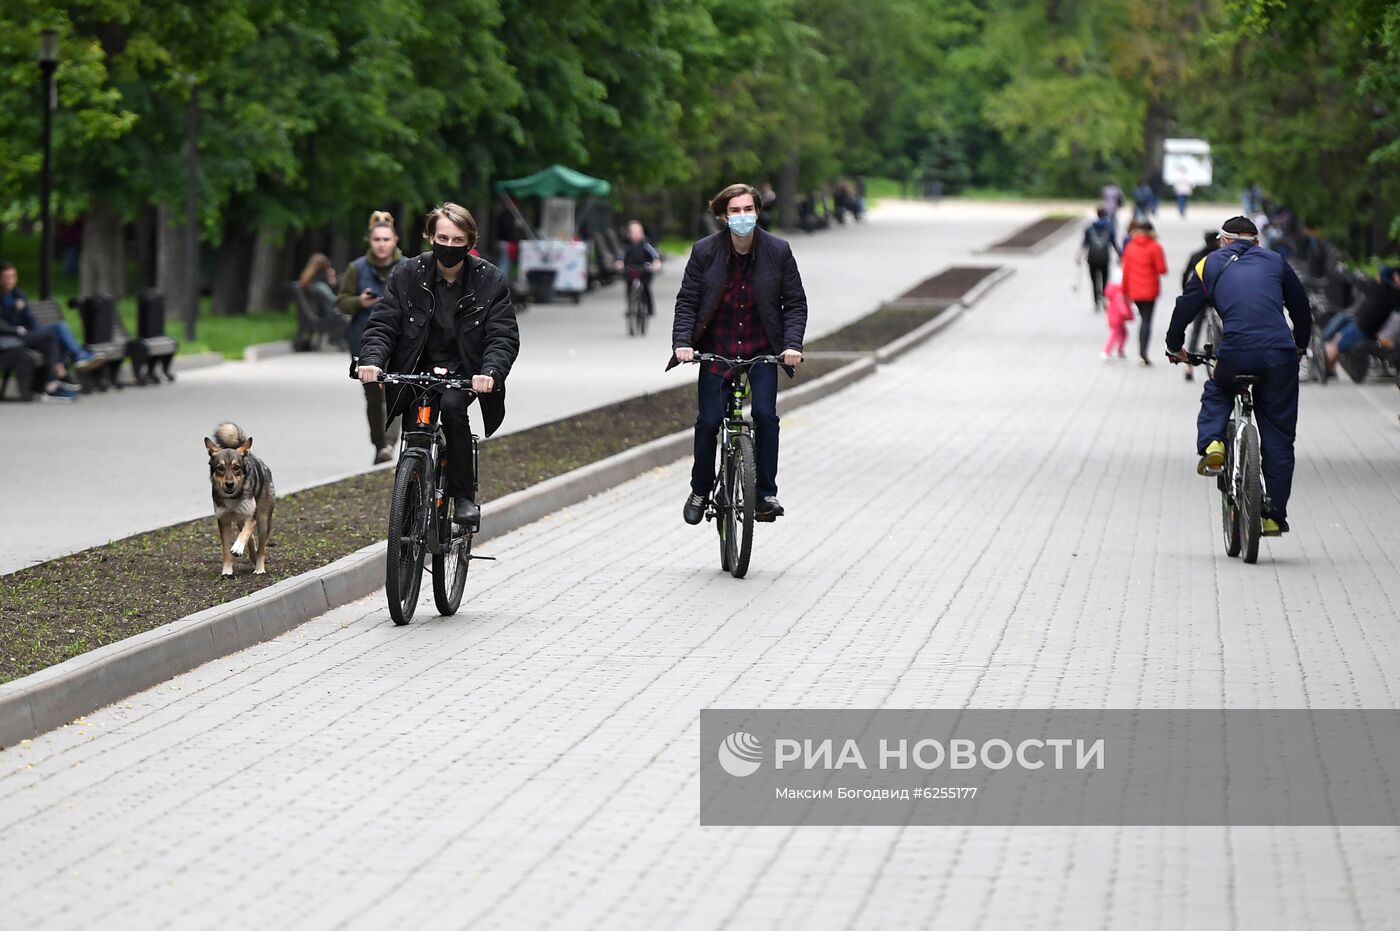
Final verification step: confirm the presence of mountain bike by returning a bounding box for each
[687,353,781,578]
[1170,346,1267,564]
[623,264,651,337]
[350,360,491,624]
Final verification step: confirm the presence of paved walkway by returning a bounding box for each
[1,199,1040,574]
[4,204,1400,928]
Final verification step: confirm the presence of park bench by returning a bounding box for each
[0,299,72,400]
[119,290,179,384]
[290,281,348,352]
[0,341,42,401]
[69,295,129,391]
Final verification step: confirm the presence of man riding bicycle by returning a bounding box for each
[669,182,808,525]
[357,202,521,527]
[1166,215,1311,536]
[615,220,663,317]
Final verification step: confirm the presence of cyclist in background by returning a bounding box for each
[1165,216,1311,536]
[615,220,663,317]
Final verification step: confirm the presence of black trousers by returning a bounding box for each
[20,329,62,382]
[403,389,475,498]
[1087,261,1109,306]
[1135,299,1157,359]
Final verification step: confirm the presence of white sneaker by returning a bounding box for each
[1100,352,1111,362]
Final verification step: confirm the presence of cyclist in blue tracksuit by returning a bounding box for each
[1166,215,1312,536]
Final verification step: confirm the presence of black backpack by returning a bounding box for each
[1086,225,1112,265]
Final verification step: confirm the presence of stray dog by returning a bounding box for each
[204,422,276,577]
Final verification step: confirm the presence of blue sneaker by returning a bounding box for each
[38,387,79,403]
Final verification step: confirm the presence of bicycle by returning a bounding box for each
[349,359,491,624]
[1169,345,1267,564]
[622,264,651,337]
[685,353,782,579]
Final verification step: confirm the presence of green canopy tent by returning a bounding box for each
[495,164,611,200]
[495,165,613,302]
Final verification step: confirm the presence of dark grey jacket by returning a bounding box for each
[666,228,808,371]
[359,252,520,437]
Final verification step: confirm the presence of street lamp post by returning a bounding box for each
[37,28,58,301]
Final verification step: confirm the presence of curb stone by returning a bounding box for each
[0,274,1002,748]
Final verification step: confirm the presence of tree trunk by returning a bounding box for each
[245,229,287,314]
[157,203,193,321]
[330,224,351,273]
[79,204,126,298]
[778,157,800,230]
[1141,99,1170,182]
[212,218,253,316]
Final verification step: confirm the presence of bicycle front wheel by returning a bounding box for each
[386,451,429,625]
[1240,423,1263,564]
[1309,324,1329,384]
[432,522,470,617]
[725,434,756,579]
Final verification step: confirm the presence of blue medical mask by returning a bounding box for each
[727,213,758,237]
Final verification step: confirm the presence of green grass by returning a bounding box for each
[1,228,295,358]
[862,176,904,207]
[658,236,695,258]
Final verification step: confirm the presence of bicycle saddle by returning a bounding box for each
[1232,375,1260,386]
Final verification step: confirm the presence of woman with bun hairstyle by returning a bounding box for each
[338,211,406,463]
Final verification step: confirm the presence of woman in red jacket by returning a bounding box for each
[1120,221,1168,365]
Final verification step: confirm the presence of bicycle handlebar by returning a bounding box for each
[686,353,785,367]
[349,357,479,396]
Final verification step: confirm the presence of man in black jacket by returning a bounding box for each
[358,203,520,526]
[669,183,808,524]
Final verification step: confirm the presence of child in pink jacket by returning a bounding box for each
[1102,270,1134,359]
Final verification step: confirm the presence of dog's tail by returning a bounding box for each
[212,422,247,449]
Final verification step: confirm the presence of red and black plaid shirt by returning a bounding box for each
[699,245,770,375]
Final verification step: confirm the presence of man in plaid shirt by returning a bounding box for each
[668,183,809,525]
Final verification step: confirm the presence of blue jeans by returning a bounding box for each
[1324,313,1366,353]
[38,320,85,359]
[1197,347,1299,519]
[692,363,779,499]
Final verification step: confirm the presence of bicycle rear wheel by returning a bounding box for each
[385,451,429,625]
[432,508,471,616]
[1220,421,1242,558]
[1240,423,1263,564]
[725,434,756,579]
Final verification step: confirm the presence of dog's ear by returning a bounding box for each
[237,436,253,454]
[204,437,220,456]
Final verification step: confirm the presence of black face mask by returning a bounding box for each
[433,241,469,268]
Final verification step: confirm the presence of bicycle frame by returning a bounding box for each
[350,360,480,557]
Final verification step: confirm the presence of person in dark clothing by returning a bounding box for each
[670,183,808,524]
[614,220,663,317]
[338,212,406,463]
[357,203,521,527]
[1079,208,1121,311]
[1323,265,1400,374]
[1178,231,1221,381]
[0,262,90,400]
[1167,216,1312,536]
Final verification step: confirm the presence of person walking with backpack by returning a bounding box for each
[1079,208,1121,312]
[1121,220,1168,365]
